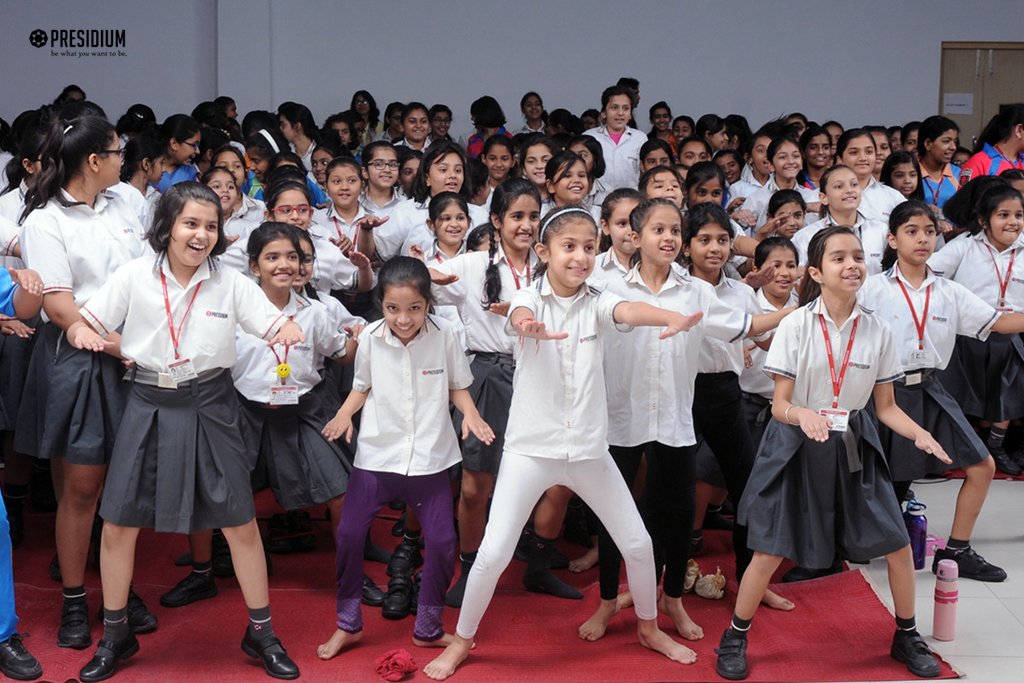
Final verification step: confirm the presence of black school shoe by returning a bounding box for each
[387,537,423,577]
[382,573,414,619]
[160,571,219,607]
[241,629,300,680]
[990,443,1023,476]
[932,545,1007,582]
[0,634,42,681]
[78,633,139,682]
[890,629,940,678]
[714,628,749,680]
[361,575,385,607]
[57,597,90,649]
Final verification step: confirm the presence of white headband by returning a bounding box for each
[538,206,596,242]
[258,128,279,154]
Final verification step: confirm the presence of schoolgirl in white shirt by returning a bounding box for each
[582,85,648,191]
[204,166,263,244]
[836,128,905,223]
[862,200,1024,582]
[66,182,305,682]
[718,226,947,681]
[424,206,707,681]
[363,142,486,262]
[518,92,546,136]
[359,141,403,219]
[315,256,493,661]
[791,165,889,274]
[516,136,558,213]
[568,135,610,210]
[118,135,163,229]
[582,200,791,645]
[738,136,820,230]
[427,179,575,604]
[928,183,1024,474]
[482,136,516,197]
[278,102,320,172]
[588,188,639,289]
[545,151,601,223]
[16,116,152,650]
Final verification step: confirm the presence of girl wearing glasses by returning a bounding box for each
[360,141,403,219]
[155,114,201,193]
[16,115,154,650]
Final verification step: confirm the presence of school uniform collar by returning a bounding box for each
[886,263,937,290]
[595,125,638,141]
[360,191,400,212]
[368,315,440,347]
[324,202,367,225]
[598,249,630,273]
[281,289,312,318]
[983,142,1024,164]
[536,272,598,300]
[823,211,866,229]
[229,195,261,221]
[971,230,1024,253]
[492,242,538,270]
[924,163,958,182]
[624,262,689,292]
[154,252,214,291]
[739,165,768,188]
[810,296,864,330]
[59,188,111,214]
[695,269,739,292]
[426,239,465,262]
[756,286,796,309]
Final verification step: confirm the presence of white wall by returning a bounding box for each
[2,0,1022,135]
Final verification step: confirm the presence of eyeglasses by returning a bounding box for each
[369,160,400,170]
[271,204,312,217]
[97,148,125,159]
[179,139,200,151]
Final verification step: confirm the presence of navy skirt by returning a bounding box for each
[739,412,909,569]
[878,374,989,482]
[100,370,255,534]
[242,388,353,510]
[939,333,1024,422]
[15,323,127,464]
[0,325,35,431]
[457,352,514,475]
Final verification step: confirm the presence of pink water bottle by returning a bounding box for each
[933,558,958,641]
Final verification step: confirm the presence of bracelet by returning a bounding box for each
[784,404,799,425]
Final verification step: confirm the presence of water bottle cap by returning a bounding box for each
[906,500,927,514]
[937,558,959,580]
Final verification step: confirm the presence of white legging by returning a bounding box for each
[455,451,657,640]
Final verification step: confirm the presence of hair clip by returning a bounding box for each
[63,124,74,134]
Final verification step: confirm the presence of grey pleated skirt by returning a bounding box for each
[878,375,989,482]
[100,370,255,534]
[939,333,1024,422]
[457,352,514,475]
[242,388,353,510]
[739,412,909,569]
[0,327,34,431]
[15,323,127,463]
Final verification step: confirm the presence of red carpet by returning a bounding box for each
[11,497,958,682]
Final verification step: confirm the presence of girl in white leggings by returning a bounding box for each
[424,206,704,680]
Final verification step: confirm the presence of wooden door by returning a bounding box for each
[940,42,1024,145]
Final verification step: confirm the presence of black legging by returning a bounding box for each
[692,371,755,578]
[598,442,696,600]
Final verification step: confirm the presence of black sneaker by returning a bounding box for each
[159,572,218,608]
[932,546,1007,582]
[126,590,158,634]
[0,633,42,681]
[989,443,1022,476]
[890,629,940,678]
[57,598,91,649]
[714,628,749,680]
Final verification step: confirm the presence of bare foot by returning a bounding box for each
[761,588,795,611]
[636,620,697,664]
[616,591,634,611]
[423,635,474,681]
[656,594,704,640]
[414,633,477,649]
[569,546,599,573]
[316,628,362,660]
[578,599,619,641]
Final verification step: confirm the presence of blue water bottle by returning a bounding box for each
[903,500,928,570]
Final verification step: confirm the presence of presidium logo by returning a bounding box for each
[29,28,127,57]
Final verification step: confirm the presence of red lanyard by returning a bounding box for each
[983,243,1016,308]
[160,271,202,360]
[895,278,931,350]
[271,344,290,384]
[509,260,530,290]
[818,314,859,409]
[925,176,944,206]
[434,251,444,265]
[331,217,352,242]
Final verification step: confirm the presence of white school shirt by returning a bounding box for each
[233,290,347,402]
[730,165,769,201]
[432,243,539,354]
[740,175,819,229]
[292,141,317,173]
[351,315,472,476]
[928,232,1024,311]
[505,276,632,460]
[586,177,609,211]
[318,293,366,333]
[858,177,904,223]
[420,240,469,351]
[0,183,25,224]
[360,191,403,221]
[859,264,1000,371]
[764,298,903,412]
[587,249,632,289]
[603,265,752,448]
[583,125,647,191]
[314,203,375,289]
[386,200,488,261]
[106,181,150,228]
[0,186,25,269]
[80,255,287,375]
[223,195,265,243]
[20,190,147,307]
[791,212,888,274]
[697,274,761,376]
[739,288,797,399]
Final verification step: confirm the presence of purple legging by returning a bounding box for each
[333,467,455,641]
